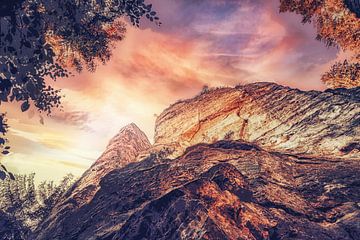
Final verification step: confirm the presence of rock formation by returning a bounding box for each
[33,123,151,239]
[33,140,360,240]
[33,83,360,240]
[155,82,360,159]
[68,123,151,207]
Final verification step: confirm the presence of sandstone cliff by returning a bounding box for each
[155,82,360,159]
[33,83,360,240]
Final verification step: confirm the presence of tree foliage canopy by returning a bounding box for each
[280,0,360,88]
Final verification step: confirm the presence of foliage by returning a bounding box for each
[0,210,28,240]
[0,0,158,164]
[0,173,75,238]
[321,60,360,88]
[194,85,211,98]
[200,85,210,95]
[279,0,360,88]
[279,0,324,23]
[0,115,10,179]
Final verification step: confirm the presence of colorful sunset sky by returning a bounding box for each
[1,0,347,183]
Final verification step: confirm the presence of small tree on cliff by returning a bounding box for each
[322,60,360,88]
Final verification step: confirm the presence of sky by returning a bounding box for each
[1,0,344,183]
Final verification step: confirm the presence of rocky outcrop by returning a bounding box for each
[155,83,360,159]
[33,123,151,239]
[33,140,360,240]
[33,83,360,240]
[68,123,151,207]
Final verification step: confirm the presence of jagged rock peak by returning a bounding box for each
[32,123,151,238]
[154,82,360,159]
[70,122,152,204]
[98,122,151,165]
[107,122,149,148]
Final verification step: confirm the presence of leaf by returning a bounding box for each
[5,34,13,43]
[21,101,30,112]
[0,79,12,91]
[9,63,18,74]
[0,170,6,180]
[23,41,31,48]
[1,164,7,172]
[9,172,15,180]
[23,15,30,25]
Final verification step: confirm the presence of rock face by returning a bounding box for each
[33,140,360,240]
[33,83,360,240]
[155,83,360,159]
[33,123,151,239]
[68,123,151,207]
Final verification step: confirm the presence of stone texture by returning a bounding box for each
[155,83,360,159]
[33,83,360,240]
[33,140,360,240]
[70,123,151,207]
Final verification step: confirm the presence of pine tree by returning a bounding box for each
[0,173,75,239]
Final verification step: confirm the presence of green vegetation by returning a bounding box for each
[0,173,76,239]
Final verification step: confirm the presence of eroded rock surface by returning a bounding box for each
[70,123,151,206]
[34,140,360,240]
[155,83,360,159]
[33,83,360,240]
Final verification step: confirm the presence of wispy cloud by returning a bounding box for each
[2,0,340,182]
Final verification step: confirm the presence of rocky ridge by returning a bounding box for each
[33,83,360,240]
[155,82,360,159]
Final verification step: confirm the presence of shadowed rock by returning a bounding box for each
[33,140,360,240]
